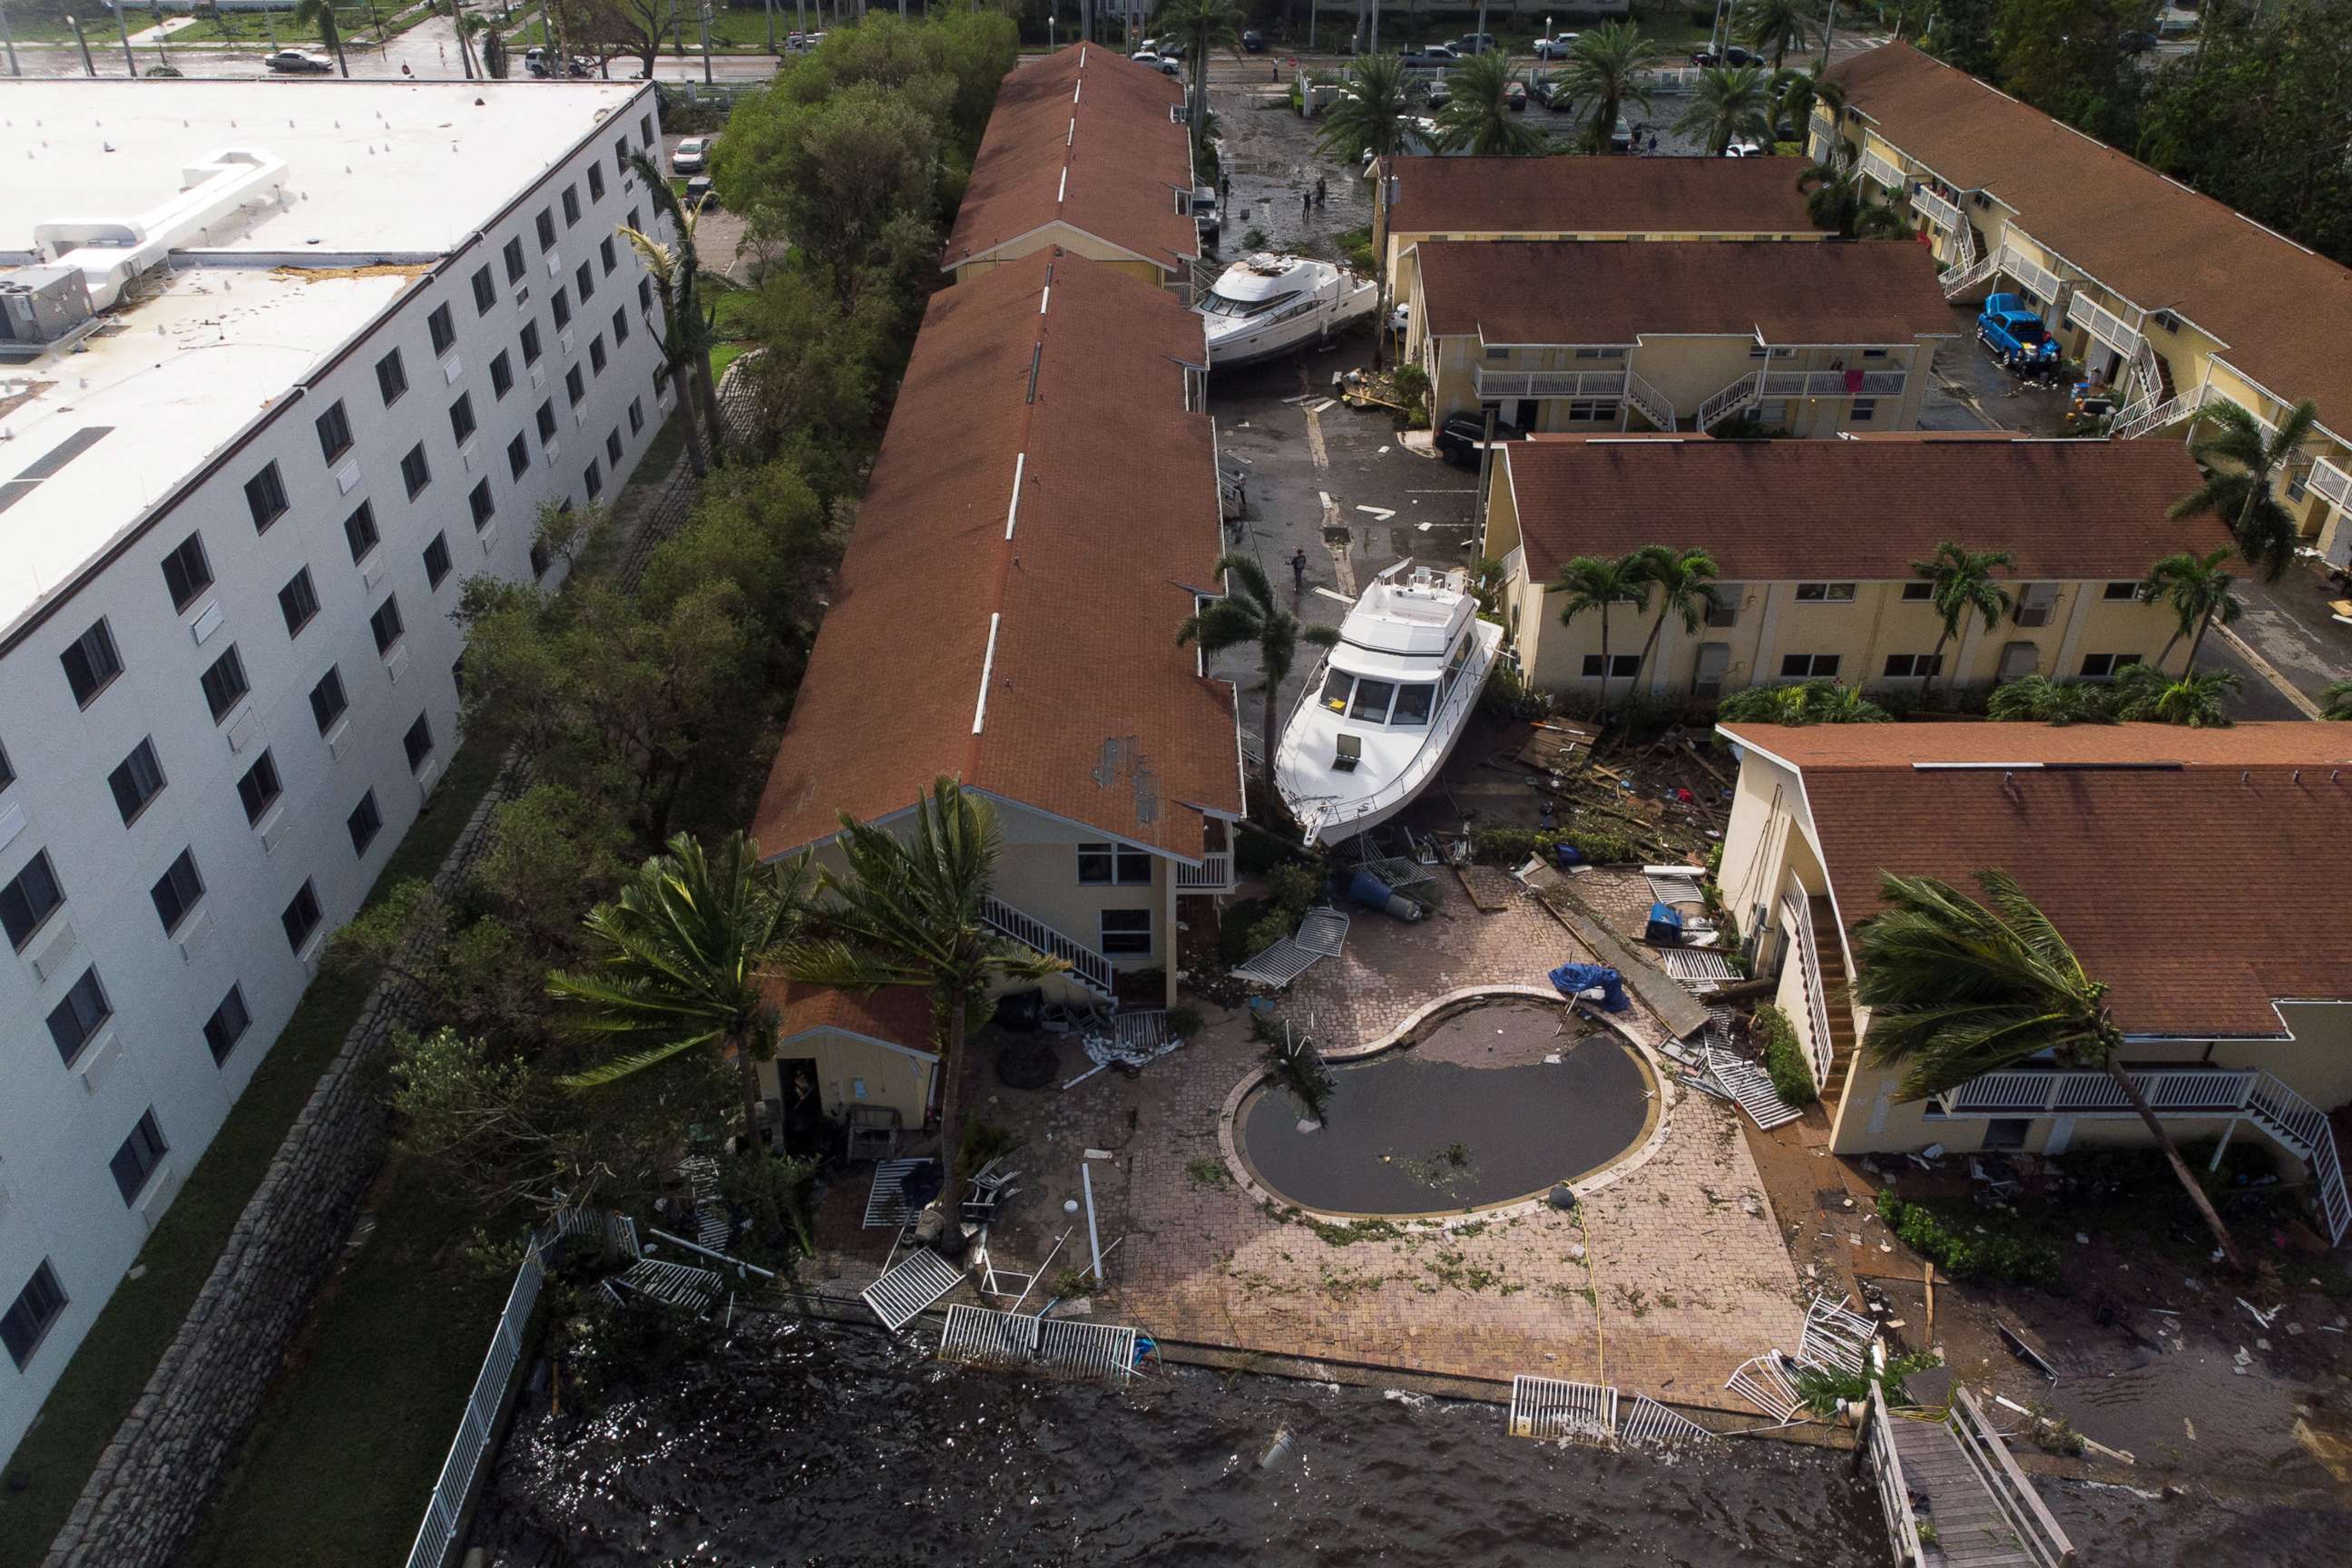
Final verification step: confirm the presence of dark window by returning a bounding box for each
[0,740,12,793]
[503,235,526,283]
[641,113,653,144]
[530,540,552,577]
[468,478,495,531]
[204,985,251,1064]
[627,397,643,435]
[370,595,405,655]
[520,319,543,365]
[626,206,640,235]
[309,666,349,733]
[638,275,652,314]
[315,398,353,464]
[575,260,595,304]
[243,461,289,532]
[110,1110,169,1204]
[424,532,452,588]
[377,348,408,406]
[279,567,320,636]
[2081,652,2141,679]
[149,848,205,934]
[551,287,571,329]
[282,879,323,952]
[1779,652,1841,679]
[1849,397,1877,424]
[599,234,616,274]
[565,365,585,407]
[490,349,514,398]
[404,712,435,770]
[45,967,111,1063]
[2,1261,68,1372]
[562,184,581,227]
[1579,653,1641,679]
[534,207,556,251]
[1077,843,1153,886]
[507,432,531,480]
[2103,581,2141,602]
[583,459,603,501]
[588,163,606,202]
[348,789,383,853]
[611,304,630,347]
[200,645,250,722]
[536,400,558,442]
[161,533,212,612]
[470,265,495,316]
[1882,652,1945,680]
[399,442,431,500]
[449,391,476,446]
[63,619,123,706]
[605,428,622,466]
[452,655,467,701]
[1,852,64,950]
[345,501,380,562]
[1901,582,1934,601]
[1793,583,1857,603]
[107,738,166,825]
[238,750,282,826]
[588,336,607,376]
[1102,909,1152,956]
[614,137,631,176]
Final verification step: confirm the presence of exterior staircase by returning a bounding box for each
[980,895,1117,1000]
[1808,896,1861,1107]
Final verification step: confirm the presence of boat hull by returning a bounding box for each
[1203,279,1378,368]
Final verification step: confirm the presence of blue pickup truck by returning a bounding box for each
[1977,293,2060,374]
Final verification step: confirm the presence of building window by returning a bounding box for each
[614,136,631,176]
[46,966,111,1063]
[640,113,653,144]
[0,740,12,794]
[562,184,581,228]
[2080,652,2140,680]
[490,349,514,399]
[1565,397,1618,422]
[1,851,65,950]
[62,619,123,707]
[452,655,467,701]
[161,532,213,613]
[204,985,251,1065]
[605,428,623,466]
[110,1110,170,1205]
[1077,842,1153,886]
[1793,583,1857,603]
[315,398,353,464]
[611,305,630,347]
[370,595,405,656]
[1779,652,1841,679]
[107,738,167,825]
[521,319,543,366]
[536,400,558,443]
[377,347,408,406]
[282,879,323,953]
[583,459,603,500]
[1883,652,1944,679]
[530,539,552,577]
[552,287,571,329]
[348,789,384,854]
[534,207,556,251]
[638,276,652,315]
[309,666,349,733]
[507,432,531,481]
[400,443,432,500]
[589,336,607,376]
[503,235,526,283]
[576,260,595,304]
[244,461,289,532]
[150,848,205,934]
[588,162,606,202]
[403,713,435,772]
[2102,581,2141,601]
[470,265,496,316]
[449,391,477,446]
[1101,909,1152,956]
[238,750,282,826]
[1705,587,1740,628]
[1861,348,1889,360]
[600,234,617,274]
[279,566,321,637]
[626,205,641,236]
[566,365,586,407]
[1580,653,1641,679]
[344,501,380,563]
[2,1261,68,1372]
[1849,398,1877,424]
[627,397,643,435]
[1901,581,1934,601]
[200,644,250,722]
[424,532,453,588]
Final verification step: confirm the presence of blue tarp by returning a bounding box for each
[1548,961,1630,1014]
[1645,902,1684,946]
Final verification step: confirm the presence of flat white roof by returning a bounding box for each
[2,80,648,257]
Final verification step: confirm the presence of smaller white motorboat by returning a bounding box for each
[1275,561,1504,846]
[1196,253,1378,368]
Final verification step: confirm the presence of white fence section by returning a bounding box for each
[2309,453,2352,509]
[1507,1375,1620,1441]
[1995,240,2063,304]
[1759,368,1907,400]
[2065,290,2145,360]
[1910,186,1962,232]
[1174,852,1233,890]
[1861,149,1906,191]
[937,1303,1140,1385]
[1783,892,1836,1089]
[1860,1382,1928,1566]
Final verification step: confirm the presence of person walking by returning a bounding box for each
[1301,190,1312,221]
[1290,549,1308,596]
[1314,174,1327,206]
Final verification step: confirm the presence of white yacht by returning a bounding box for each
[1196,253,1378,368]
[1275,562,1504,846]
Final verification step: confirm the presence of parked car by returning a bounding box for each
[685,176,719,210]
[671,135,714,173]
[1437,411,1524,468]
[1977,291,2060,370]
[1402,43,1459,67]
[1241,28,1264,52]
[1533,32,1580,59]
[263,49,335,74]
[1454,33,1499,54]
[1530,74,1573,109]
[1609,116,1635,153]
[1192,187,1220,242]
[1690,45,1766,68]
[1131,51,1181,75]
[1504,80,1527,112]
[1425,76,1453,109]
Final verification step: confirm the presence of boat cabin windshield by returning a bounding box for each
[1318,669,1435,727]
[1201,287,1295,318]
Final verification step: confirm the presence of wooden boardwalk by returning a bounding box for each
[1863,1387,2075,1568]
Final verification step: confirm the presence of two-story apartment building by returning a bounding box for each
[1713,721,2351,1243]
[1480,433,2217,699]
[748,249,1242,1124]
[0,81,673,1459]
[1407,239,1955,436]
[1821,43,2352,564]
[943,43,1199,289]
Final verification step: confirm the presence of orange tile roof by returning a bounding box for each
[1720,721,2352,1036]
[1415,239,1958,345]
[763,977,938,1054]
[945,43,1198,278]
[749,250,1241,862]
[1387,155,1824,239]
[1829,44,2352,436]
[1501,434,2222,583]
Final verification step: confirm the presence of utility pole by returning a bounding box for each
[697,0,712,83]
[1817,0,1838,74]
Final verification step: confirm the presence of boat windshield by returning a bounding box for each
[1201,288,1296,318]
[1389,683,1435,726]
[1318,669,1436,727]
[1319,668,1354,712]
[1348,678,1396,721]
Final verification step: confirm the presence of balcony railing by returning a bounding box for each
[1623,367,1678,432]
[1758,369,1907,400]
[1782,893,1834,1089]
[1995,241,2063,304]
[1909,186,1961,232]
[2064,291,2145,360]
[980,895,1116,996]
[1697,371,1759,431]
[1944,1066,2256,1115]
[1174,853,1232,891]
[1473,367,1627,400]
[1860,149,1905,191]
[2310,454,2352,509]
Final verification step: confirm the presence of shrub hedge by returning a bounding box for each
[1877,1191,2063,1289]
[1752,1004,1817,1107]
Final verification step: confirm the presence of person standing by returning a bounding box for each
[1290,549,1308,596]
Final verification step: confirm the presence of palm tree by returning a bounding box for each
[2168,398,2321,583]
[2324,679,2352,720]
[1153,0,1243,169]
[1675,64,1773,155]
[1911,542,2014,704]
[1316,52,1416,166]
[1785,73,1848,156]
[292,0,348,76]
[1797,157,1912,238]
[618,221,710,479]
[781,779,1066,1176]
[1740,0,1814,69]
[551,832,812,1145]
[2111,662,2239,727]
[1625,545,1718,696]
[1178,552,1341,781]
[1552,552,1645,716]
[1561,23,1660,155]
[1852,868,2247,1273]
[2141,547,2241,672]
[1986,674,2112,725]
[629,150,725,469]
[1716,680,1890,725]
[1433,51,1549,156]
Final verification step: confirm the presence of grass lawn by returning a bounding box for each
[709,340,749,382]
[0,731,506,1568]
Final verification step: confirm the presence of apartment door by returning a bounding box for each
[1514,398,1538,431]
[1691,642,1731,699]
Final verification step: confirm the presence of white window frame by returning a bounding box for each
[1100,907,1153,956]
[1077,842,1152,887]
[1793,583,1857,603]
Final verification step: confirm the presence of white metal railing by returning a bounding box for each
[2310,453,2352,509]
[1996,240,2063,304]
[1947,1387,2079,1567]
[1944,1065,2256,1115]
[1860,149,1905,192]
[1623,367,1678,431]
[1289,628,1502,845]
[2121,336,2164,419]
[1174,853,1232,890]
[1862,1383,1927,1567]
[1940,246,1999,299]
[1697,370,1759,431]
[1637,64,1705,93]
[1497,544,1525,584]
[1473,367,1627,400]
[2247,1071,2351,1242]
[2065,290,2145,360]
[981,895,1116,996]
[1759,368,1907,400]
[1783,894,1835,1089]
[1909,186,1961,232]
[2114,381,2208,440]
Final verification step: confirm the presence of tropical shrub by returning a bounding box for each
[1877,1191,2063,1289]
[1753,1004,1818,1106]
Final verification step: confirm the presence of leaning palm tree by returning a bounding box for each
[1674,64,1773,155]
[628,150,725,469]
[1853,869,2247,1273]
[2142,547,2241,672]
[1912,542,2014,704]
[1178,553,1341,782]
[551,832,812,1145]
[1432,51,1549,156]
[1625,545,1718,696]
[292,0,348,76]
[1561,22,1660,155]
[2168,397,2320,583]
[1552,552,1646,716]
[1782,73,1848,156]
[2111,662,2239,727]
[1153,0,1244,168]
[780,779,1066,1177]
[1740,0,1814,69]
[2324,679,2352,720]
[618,222,711,479]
